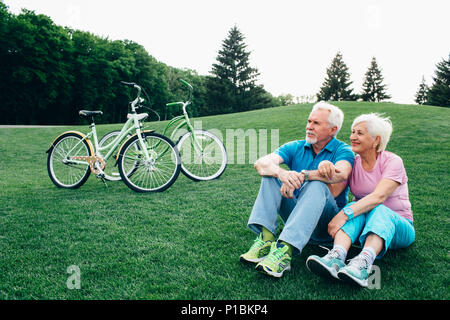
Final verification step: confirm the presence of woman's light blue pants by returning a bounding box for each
[247,177,340,255]
[340,202,415,258]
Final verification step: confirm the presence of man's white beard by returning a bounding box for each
[305,131,317,144]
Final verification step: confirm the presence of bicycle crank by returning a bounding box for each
[70,156,106,175]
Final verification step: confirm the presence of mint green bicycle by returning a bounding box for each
[102,79,227,181]
[165,79,227,181]
[46,82,181,192]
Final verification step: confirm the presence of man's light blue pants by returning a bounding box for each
[247,177,340,255]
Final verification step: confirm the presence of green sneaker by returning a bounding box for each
[337,256,371,287]
[240,234,272,264]
[306,249,346,280]
[255,242,292,278]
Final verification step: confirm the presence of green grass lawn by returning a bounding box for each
[0,102,449,300]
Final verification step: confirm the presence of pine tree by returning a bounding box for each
[317,52,356,101]
[207,25,271,113]
[426,54,450,107]
[361,57,391,102]
[415,76,429,105]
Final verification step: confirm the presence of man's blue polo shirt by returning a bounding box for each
[274,137,354,209]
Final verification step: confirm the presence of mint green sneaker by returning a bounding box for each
[240,234,272,264]
[337,256,371,287]
[255,242,292,278]
[306,249,346,280]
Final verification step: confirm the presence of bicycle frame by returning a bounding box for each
[164,85,203,152]
[64,112,148,168]
[61,82,152,169]
[96,113,148,160]
[163,110,191,141]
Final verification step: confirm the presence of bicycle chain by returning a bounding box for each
[70,156,106,174]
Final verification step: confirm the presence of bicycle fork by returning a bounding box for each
[135,126,157,173]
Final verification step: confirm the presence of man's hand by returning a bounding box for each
[278,170,305,190]
[318,160,341,180]
[254,153,284,177]
[327,211,348,238]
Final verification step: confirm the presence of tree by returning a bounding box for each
[207,25,272,114]
[361,57,391,102]
[10,9,75,124]
[0,4,213,124]
[317,52,356,101]
[415,76,429,105]
[426,54,450,107]
[277,94,295,106]
[0,2,17,124]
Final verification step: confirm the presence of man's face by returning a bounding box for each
[305,109,335,144]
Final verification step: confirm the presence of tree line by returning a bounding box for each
[1,4,448,125]
[414,55,450,107]
[0,5,277,125]
[316,51,449,107]
[316,52,392,103]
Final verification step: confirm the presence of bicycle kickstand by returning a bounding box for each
[94,162,108,189]
[99,176,108,189]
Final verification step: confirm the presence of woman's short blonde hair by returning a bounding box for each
[352,113,393,152]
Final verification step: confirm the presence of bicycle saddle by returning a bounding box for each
[79,110,103,117]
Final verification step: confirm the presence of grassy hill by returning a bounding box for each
[0,102,448,300]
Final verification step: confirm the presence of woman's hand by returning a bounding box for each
[328,211,348,238]
[318,160,341,180]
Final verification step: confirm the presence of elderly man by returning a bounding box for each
[240,101,354,278]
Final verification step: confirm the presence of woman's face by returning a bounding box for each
[350,122,378,154]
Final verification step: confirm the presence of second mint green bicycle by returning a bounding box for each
[165,79,227,181]
[102,79,227,181]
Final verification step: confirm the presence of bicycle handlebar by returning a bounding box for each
[166,102,184,107]
[120,81,138,89]
[121,81,143,112]
[166,79,193,111]
[179,79,193,91]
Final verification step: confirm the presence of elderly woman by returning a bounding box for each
[306,113,415,287]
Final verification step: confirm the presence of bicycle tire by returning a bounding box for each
[176,129,227,181]
[47,132,92,189]
[117,132,181,192]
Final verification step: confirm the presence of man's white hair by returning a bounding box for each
[352,113,393,152]
[310,101,344,137]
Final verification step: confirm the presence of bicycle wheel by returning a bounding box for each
[47,132,92,188]
[98,130,131,181]
[176,129,227,181]
[118,132,181,192]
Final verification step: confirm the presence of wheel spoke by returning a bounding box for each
[177,130,227,181]
[48,134,90,188]
[119,133,180,192]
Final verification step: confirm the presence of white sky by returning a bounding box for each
[4,0,450,104]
